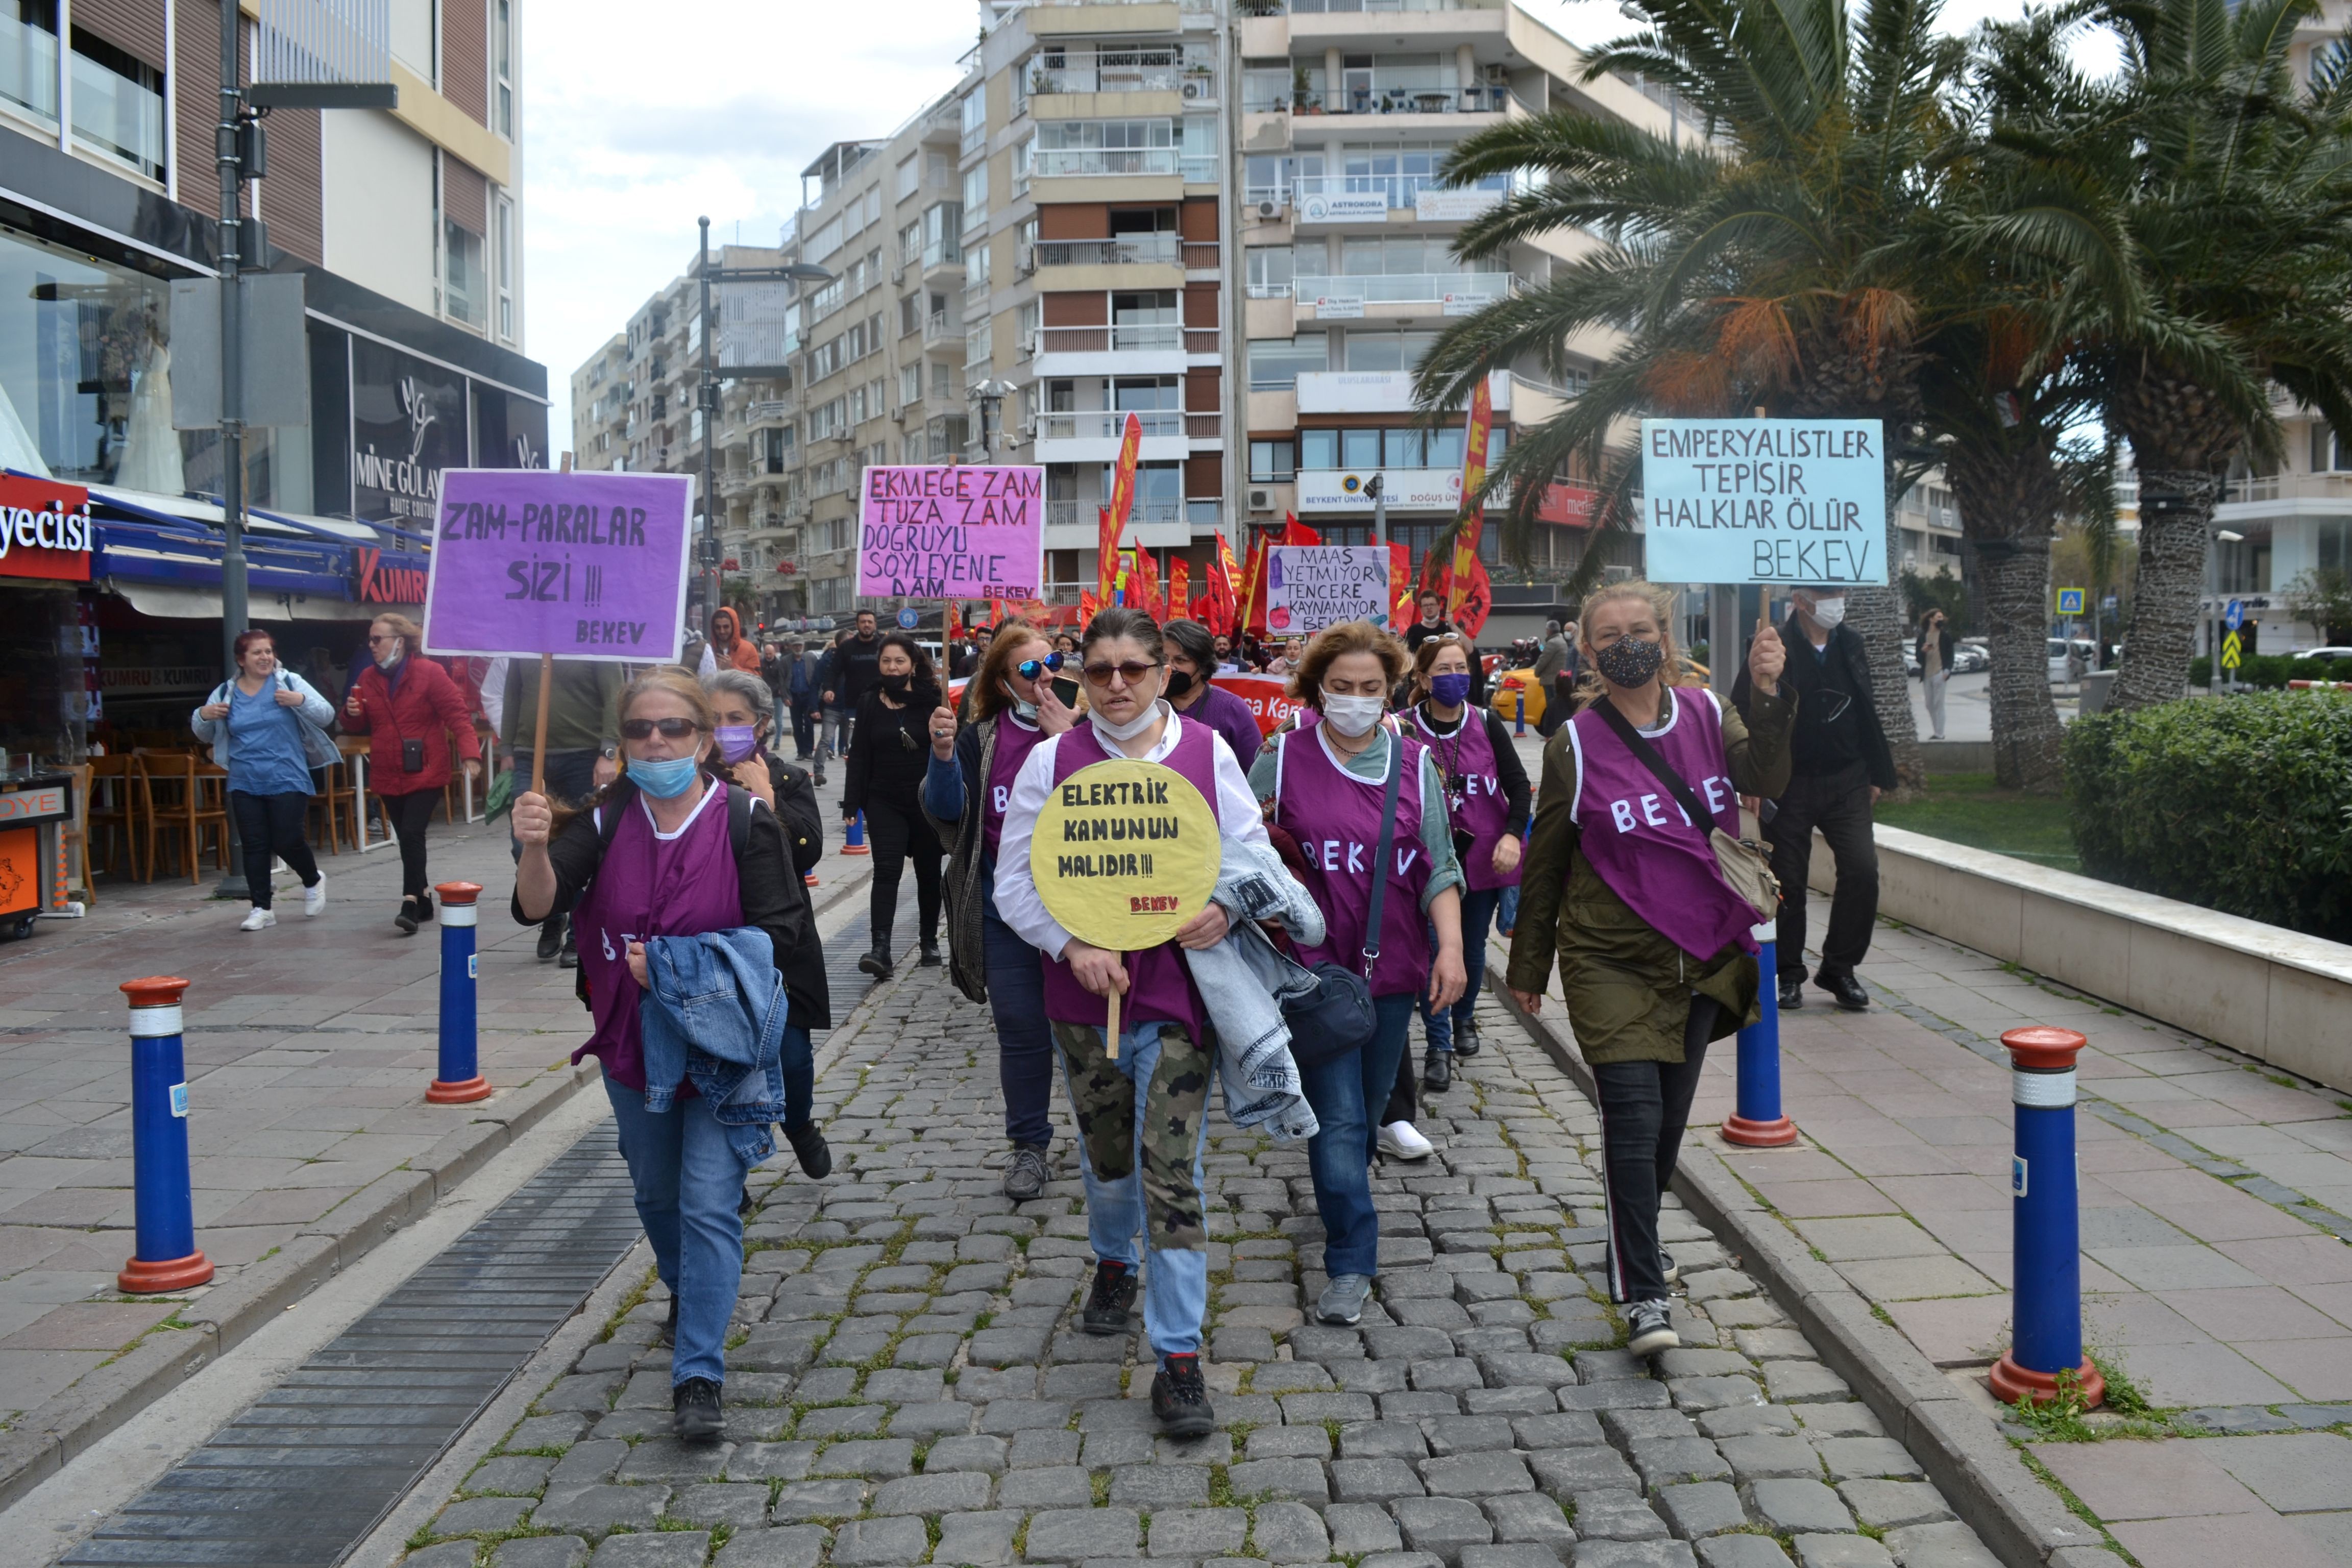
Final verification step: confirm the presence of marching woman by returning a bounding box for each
[922,624,1080,1204]
[1505,582,1789,1357]
[1250,620,1468,1329]
[342,613,480,933]
[1406,632,1529,1091]
[995,607,1270,1439]
[513,668,830,1442]
[841,632,947,978]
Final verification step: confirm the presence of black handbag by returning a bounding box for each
[1278,730,1403,1068]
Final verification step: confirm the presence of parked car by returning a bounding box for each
[1951,643,1989,674]
[2300,646,2352,663]
[1903,644,1921,678]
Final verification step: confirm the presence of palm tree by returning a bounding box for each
[1411,0,1972,791]
[1988,0,2352,709]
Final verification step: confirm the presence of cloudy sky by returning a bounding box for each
[519,0,2105,452]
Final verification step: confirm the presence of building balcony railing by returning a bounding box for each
[1296,271,1513,306]
[1239,0,1473,13]
[1249,85,1508,115]
[1033,146,1182,178]
[1037,235,1180,267]
[2221,471,2352,505]
[1032,65,1189,94]
[923,311,959,344]
[1046,499,1220,530]
[1035,324,1221,355]
[1038,410,1222,442]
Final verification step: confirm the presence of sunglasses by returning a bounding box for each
[1015,652,1066,681]
[1083,659,1160,688]
[620,717,705,741]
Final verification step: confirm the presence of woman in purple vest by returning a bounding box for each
[996,607,1271,1440]
[1406,632,1531,1094]
[922,624,1079,1204]
[1250,621,1468,1330]
[1504,582,1790,1358]
[512,667,830,1444]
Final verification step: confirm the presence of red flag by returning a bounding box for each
[1096,506,1119,603]
[989,598,1007,628]
[1212,532,1245,637]
[1080,589,1102,624]
[1167,556,1189,624]
[1388,542,1411,631]
[1446,380,1494,625]
[1452,554,1493,639]
[1134,547,1163,620]
[946,602,965,642]
[1239,532,1270,635]
[1281,513,1321,546]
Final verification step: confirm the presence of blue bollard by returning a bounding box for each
[1991,1026,2104,1409]
[118,976,213,1293]
[1721,928,1798,1146]
[841,808,870,856]
[427,881,492,1104]
[1513,686,1529,736]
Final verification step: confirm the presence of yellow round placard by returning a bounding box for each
[1031,756,1221,951]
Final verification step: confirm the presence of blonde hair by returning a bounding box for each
[371,612,424,660]
[1571,580,1692,710]
[547,665,715,832]
[968,623,1055,723]
[1287,620,1409,707]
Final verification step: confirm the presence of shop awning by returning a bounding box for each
[104,579,383,623]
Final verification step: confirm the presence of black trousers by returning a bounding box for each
[1763,761,1880,981]
[381,789,440,900]
[230,790,320,910]
[1594,997,1717,1304]
[865,795,943,950]
[1383,1037,1417,1127]
[1539,676,1575,736]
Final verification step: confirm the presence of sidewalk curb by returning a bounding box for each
[1491,978,2111,1568]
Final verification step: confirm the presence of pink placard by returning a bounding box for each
[857,464,1044,600]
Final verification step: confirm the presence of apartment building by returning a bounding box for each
[0,0,543,520]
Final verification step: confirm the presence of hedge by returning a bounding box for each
[2186,654,2352,688]
[2065,692,2352,941]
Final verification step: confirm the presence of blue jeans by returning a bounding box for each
[1422,886,1502,1052]
[781,1023,814,1133]
[1298,993,1415,1278]
[604,1071,754,1386]
[1057,1023,1211,1360]
[983,900,1056,1148]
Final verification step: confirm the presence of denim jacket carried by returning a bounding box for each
[639,925,790,1162]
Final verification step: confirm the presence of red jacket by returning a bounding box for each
[343,655,481,796]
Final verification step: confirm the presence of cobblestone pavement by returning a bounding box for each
[391,958,2004,1568]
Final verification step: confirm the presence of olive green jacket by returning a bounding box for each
[1505,686,1795,1065]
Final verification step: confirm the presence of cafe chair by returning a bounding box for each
[139,752,232,884]
[85,753,144,884]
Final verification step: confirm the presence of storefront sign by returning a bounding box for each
[856,464,1045,599]
[421,469,695,662]
[352,339,470,525]
[1538,482,1599,528]
[1414,188,1503,223]
[99,665,219,695]
[1441,293,1484,316]
[355,547,428,606]
[1311,295,1365,320]
[1296,191,1389,224]
[1640,418,1888,585]
[0,475,95,582]
[1296,468,1465,512]
[1265,545,1392,633]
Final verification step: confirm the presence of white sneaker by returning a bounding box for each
[238,907,276,932]
[303,876,327,917]
[1378,1120,1434,1161]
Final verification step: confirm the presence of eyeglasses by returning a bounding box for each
[620,717,705,741]
[1015,652,1066,681]
[1082,659,1160,688]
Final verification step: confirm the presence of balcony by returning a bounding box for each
[1032,65,1183,94]
[1289,174,1509,224]
[1296,271,1513,317]
[1251,84,1508,115]
[1035,408,1221,461]
[1037,235,1181,267]
[1034,323,1220,375]
[922,312,963,355]
[1044,497,1220,546]
[747,399,794,426]
[2219,471,2352,513]
[1033,146,1182,177]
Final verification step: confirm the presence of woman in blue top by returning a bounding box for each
[192,629,335,931]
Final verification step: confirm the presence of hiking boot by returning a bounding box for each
[1003,1144,1051,1203]
[1626,1298,1679,1358]
[672,1375,723,1442]
[1150,1353,1215,1439]
[1422,1048,1452,1094]
[785,1119,832,1179]
[1453,1018,1483,1058]
[1080,1260,1138,1335]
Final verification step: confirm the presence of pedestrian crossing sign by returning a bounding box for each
[2221,630,2243,670]
[2054,587,2086,616]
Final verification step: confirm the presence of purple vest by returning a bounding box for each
[1566,690,1757,960]
[1275,724,1434,998]
[984,711,1047,864]
[572,780,745,1090]
[1038,716,1220,1037]
[1413,703,1521,893]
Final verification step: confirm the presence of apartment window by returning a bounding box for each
[899,294,921,337]
[1245,246,1293,297]
[963,163,989,218]
[2314,425,2352,472]
[494,194,516,342]
[1114,377,1181,411]
[899,220,921,266]
[922,204,962,267]
[446,221,486,327]
[902,432,926,462]
[900,364,921,405]
[965,242,991,293]
[1343,330,1440,372]
[959,88,985,153]
[1248,337,1328,390]
[25,20,168,182]
[897,154,920,200]
[1250,440,1295,482]
[494,0,514,136]
[932,363,956,402]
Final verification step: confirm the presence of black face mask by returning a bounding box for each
[882,673,912,694]
[1165,668,1196,699]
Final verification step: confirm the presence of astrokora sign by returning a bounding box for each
[421,469,693,662]
[1265,545,1392,634]
[1640,419,1888,585]
[858,464,1044,600]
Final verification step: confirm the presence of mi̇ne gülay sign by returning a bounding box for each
[1640,419,1889,585]
[419,469,694,663]
[856,464,1045,600]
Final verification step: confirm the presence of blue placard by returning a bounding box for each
[2224,599,2244,631]
[896,607,920,629]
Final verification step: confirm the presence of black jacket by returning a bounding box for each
[843,683,941,816]
[1732,617,1896,793]
[1915,625,1956,674]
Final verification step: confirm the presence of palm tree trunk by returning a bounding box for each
[1947,442,2068,793]
[1857,468,1925,794]
[2110,470,2217,710]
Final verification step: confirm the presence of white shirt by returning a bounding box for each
[995,704,1270,961]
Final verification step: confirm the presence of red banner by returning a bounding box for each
[1166,556,1189,624]
[1211,673,1307,737]
[1095,506,1119,603]
[1211,532,1245,636]
[1080,589,1101,624]
[1133,547,1163,620]
[1387,541,1412,630]
[1446,379,1493,625]
[1240,532,1271,635]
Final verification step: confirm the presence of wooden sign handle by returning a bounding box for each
[1106,973,1122,1061]
[530,651,554,798]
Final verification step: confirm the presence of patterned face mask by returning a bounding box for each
[1592,635,1665,689]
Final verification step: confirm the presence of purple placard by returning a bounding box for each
[421,469,694,662]
[856,464,1044,600]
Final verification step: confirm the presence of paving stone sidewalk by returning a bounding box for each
[393,956,2006,1568]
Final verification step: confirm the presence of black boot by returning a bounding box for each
[918,938,942,967]
[536,909,566,963]
[857,946,895,978]
[785,1119,832,1179]
[1453,1018,1482,1058]
[1423,1049,1452,1094]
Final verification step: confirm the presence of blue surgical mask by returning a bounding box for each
[628,753,700,799]
[1430,672,1474,707]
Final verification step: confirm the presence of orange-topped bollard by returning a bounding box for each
[118,977,214,1293]
[426,881,493,1104]
[1989,1025,2104,1409]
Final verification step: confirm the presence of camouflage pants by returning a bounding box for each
[1052,1020,1211,1255]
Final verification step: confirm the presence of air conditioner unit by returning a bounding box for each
[1016,244,1037,276]
[1181,78,1210,102]
[1254,198,1283,220]
[1016,419,1038,444]
[1247,487,1275,512]
[889,405,905,423]
[890,266,905,285]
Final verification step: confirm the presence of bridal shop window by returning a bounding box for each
[0,224,181,492]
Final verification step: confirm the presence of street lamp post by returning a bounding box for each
[211,0,253,899]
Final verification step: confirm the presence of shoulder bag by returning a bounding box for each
[1594,696,1780,920]
[1277,727,1402,1067]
